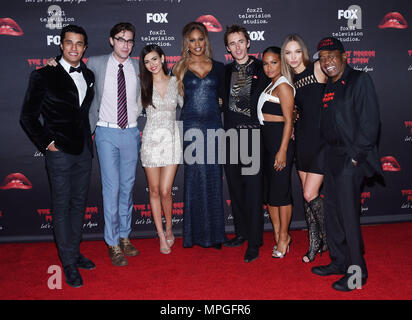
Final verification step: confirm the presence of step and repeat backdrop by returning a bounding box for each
[0,0,411,242]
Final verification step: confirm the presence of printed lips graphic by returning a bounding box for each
[378,12,408,29]
[381,156,401,172]
[0,173,32,190]
[0,18,24,36]
[196,15,222,32]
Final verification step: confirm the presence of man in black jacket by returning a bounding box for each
[220,25,269,262]
[20,25,95,288]
[311,37,382,291]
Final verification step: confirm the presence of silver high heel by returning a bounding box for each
[165,228,175,247]
[271,245,278,258]
[272,238,292,259]
[157,232,171,254]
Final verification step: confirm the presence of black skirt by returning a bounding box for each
[262,121,295,206]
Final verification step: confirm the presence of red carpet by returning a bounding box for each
[0,222,411,300]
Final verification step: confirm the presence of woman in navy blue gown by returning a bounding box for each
[173,21,227,248]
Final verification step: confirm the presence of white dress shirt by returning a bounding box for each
[59,57,87,106]
[98,54,139,125]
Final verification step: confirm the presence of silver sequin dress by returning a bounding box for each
[140,76,183,167]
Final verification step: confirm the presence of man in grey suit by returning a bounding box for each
[88,22,142,266]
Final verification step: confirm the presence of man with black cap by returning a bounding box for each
[311,37,382,291]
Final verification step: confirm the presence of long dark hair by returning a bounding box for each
[172,21,212,96]
[281,34,310,82]
[139,44,169,108]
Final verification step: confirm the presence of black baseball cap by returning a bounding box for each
[313,37,345,59]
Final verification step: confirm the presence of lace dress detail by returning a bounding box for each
[140,76,183,167]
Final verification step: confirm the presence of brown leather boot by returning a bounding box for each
[119,238,139,257]
[108,245,128,266]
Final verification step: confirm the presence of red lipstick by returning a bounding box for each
[378,12,408,29]
[0,173,32,190]
[196,15,222,32]
[381,156,401,172]
[0,18,24,36]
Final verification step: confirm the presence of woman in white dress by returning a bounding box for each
[139,44,183,254]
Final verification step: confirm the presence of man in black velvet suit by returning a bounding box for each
[20,25,95,288]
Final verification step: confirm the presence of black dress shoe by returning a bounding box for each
[312,264,345,276]
[211,243,222,250]
[77,254,96,270]
[244,246,259,263]
[332,274,367,292]
[224,236,246,248]
[64,265,83,288]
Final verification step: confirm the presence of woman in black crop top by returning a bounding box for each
[259,46,295,259]
[281,34,328,263]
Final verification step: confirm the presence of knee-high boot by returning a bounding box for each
[311,195,328,253]
[302,198,322,262]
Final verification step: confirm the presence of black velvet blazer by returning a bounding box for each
[20,58,95,155]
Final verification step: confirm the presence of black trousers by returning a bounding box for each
[45,145,92,267]
[224,127,264,248]
[324,146,367,278]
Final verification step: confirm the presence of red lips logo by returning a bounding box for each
[381,156,401,172]
[196,15,222,32]
[0,173,32,190]
[0,18,24,36]
[378,12,408,29]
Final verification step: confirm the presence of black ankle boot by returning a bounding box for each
[302,198,322,263]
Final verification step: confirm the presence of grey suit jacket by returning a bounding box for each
[87,54,141,133]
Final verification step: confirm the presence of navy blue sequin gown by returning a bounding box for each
[181,60,228,248]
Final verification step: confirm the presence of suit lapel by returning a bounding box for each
[131,58,140,97]
[56,62,80,108]
[251,73,259,102]
[80,67,94,108]
[98,55,111,99]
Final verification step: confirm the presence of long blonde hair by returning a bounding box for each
[280,34,311,83]
[173,21,213,96]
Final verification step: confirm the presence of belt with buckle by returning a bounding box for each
[96,121,138,129]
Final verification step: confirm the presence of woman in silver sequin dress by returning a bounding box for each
[139,45,183,254]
